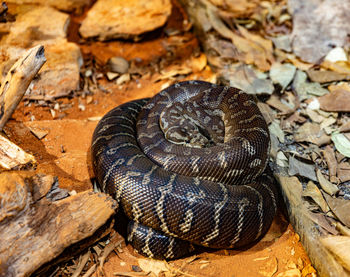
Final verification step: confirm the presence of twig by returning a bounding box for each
[72,250,91,277]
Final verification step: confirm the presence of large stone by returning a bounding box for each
[6,0,91,12]
[79,0,172,40]
[0,5,82,99]
[2,5,70,47]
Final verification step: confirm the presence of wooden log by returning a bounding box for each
[0,45,46,130]
[0,172,117,277]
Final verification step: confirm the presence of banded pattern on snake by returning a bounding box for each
[91,80,278,259]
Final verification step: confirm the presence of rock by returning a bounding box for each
[6,0,91,12]
[107,56,129,74]
[2,6,70,47]
[30,39,83,99]
[79,0,172,40]
[0,5,83,99]
[288,0,350,63]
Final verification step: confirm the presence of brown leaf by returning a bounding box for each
[323,193,350,228]
[337,162,350,182]
[320,236,350,272]
[288,156,317,181]
[302,181,329,213]
[307,69,350,83]
[318,86,350,112]
[294,122,330,146]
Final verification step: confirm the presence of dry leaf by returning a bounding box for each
[306,212,338,235]
[222,64,274,95]
[294,122,330,146]
[302,181,329,213]
[307,68,350,83]
[324,47,348,63]
[269,62,296,90]
[323,193,350,228]
[137,258,170,277]
[269,121,285,143]
[318,88,350,112]
[316,169,339,196]
[331,132,350,158]
[320,236,350,272]
[288,156,317,181]
[266,94,293,114]
[206,7,274,71]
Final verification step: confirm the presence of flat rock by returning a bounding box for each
[0,5,82,99]
[79,0,172,40]
[6,0,91,12]
[2,5,70,46]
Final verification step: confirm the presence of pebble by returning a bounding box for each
[107,56,129,74]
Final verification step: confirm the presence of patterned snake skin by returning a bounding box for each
[91,80,278,259]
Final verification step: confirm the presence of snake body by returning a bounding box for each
[91,80,278,259]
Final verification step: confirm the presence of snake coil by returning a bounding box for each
[91,80,278,259]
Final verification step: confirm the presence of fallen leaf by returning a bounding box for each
[266,94,294,114]
[302,181,329,213]
[271,35,292,52]
[331,132,350,158]
[137,258,170,277]
[322,193,350,228]
[269,120,285,143]
[320,236,350,272]
[318,89,350,112]
[337,162,350,183]
[206,7,274,71]
[306,212,338,235]
[294,122,330,146]
[288,156,317,181]
[269,62,296,90]
[316,169,339,196]
[307,69,350,83]
[223,64,274,95]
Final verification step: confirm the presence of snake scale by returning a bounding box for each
[91,80,278,259]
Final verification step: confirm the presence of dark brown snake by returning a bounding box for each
[91,80,278,259]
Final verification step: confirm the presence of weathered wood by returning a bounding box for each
[0,45,46,130]
[0,133,36,169]
[275,174,349,277]
[0,172,117,277]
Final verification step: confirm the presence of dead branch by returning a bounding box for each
[0,45,46,130]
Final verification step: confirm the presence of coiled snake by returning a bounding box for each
[91,80,278,259]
